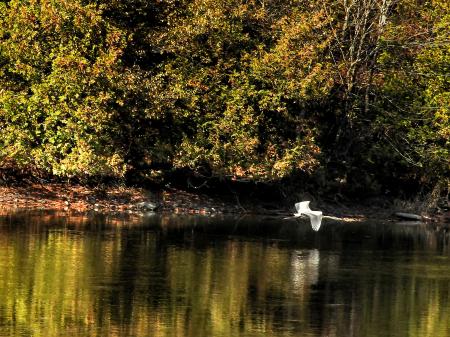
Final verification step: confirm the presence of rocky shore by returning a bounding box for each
[0,183,244,215]
[0,183,448,223]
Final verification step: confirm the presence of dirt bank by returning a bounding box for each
[0,183,240,215]
[0,182,447,223]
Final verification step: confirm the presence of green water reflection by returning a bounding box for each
[0,212,449,337]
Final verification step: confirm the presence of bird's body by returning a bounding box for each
[293,201,323,231]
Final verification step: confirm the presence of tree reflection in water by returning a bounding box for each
[0,211,449,337]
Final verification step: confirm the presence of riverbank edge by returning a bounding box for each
[0,182,447,223]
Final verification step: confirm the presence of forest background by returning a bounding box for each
[0,0,449,206]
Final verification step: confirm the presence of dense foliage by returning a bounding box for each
[1,0,448,195]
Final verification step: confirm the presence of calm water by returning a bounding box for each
[0,211,449,337]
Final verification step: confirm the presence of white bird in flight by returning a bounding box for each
[293,201,323,231]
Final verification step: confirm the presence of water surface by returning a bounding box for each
[0,212,449,337]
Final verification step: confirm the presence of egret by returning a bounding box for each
[293,201,323,231]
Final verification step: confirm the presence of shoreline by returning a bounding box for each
[0,183,447,223]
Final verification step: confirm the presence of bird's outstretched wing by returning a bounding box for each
[295,201,310,214]
[308,211,323,231]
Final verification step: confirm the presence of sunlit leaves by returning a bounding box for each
[413,1,450,177]
[0,0,136,177]
[0,0,448,188]
[154,0,323,181]
[373,0,450,183]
